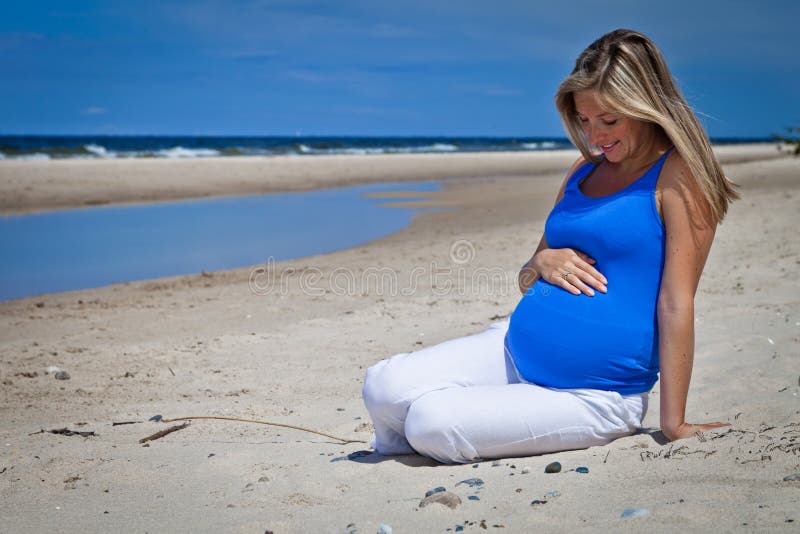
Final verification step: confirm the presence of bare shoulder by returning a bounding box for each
[657,149,714,228]
[659,149,696,190]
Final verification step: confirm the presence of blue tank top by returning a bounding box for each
[505,146,674,395]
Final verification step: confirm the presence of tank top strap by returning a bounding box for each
[565,159,598,192]
[638,145,675,190]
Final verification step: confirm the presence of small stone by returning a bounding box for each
[621,508,650,518]
[54,370,70,380]
[472,463,479,468]
[455,526,464,533]
[258,476,269,483]
[783,472,800,481]
[545,462,561,473]
[544,490,561,499]
[576,467,589,474]
[419,491,462,509]
[376,524,392,534]
[530,499,547,506]
[455,477,484,488]
[521,467,530,474]
[149,415,163,422]
[468,495,480,501]
[425,486,446,498]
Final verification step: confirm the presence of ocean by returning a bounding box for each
[0,135,772,160]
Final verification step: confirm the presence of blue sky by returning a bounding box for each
[1,1,797,137]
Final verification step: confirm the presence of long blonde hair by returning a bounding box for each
[555,29,740,223]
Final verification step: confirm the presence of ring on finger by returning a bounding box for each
[562,271,572,281]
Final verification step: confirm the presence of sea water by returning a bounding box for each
[0,182,441,301]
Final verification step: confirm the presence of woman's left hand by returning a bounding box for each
[662,421,730,442]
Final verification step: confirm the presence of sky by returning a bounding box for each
[1,1,797,138]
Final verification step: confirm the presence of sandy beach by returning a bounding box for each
[1,144,798,532]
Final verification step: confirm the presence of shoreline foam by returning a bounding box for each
[0,143,788,215]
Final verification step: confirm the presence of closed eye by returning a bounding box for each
[577,117,617,126]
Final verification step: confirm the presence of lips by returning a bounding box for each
[601,141,618,153]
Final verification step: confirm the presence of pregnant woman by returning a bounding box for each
[362,28,740,464]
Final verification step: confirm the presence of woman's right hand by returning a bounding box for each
[529,248,608,296]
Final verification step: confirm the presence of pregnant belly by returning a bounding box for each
[506,280,657,392]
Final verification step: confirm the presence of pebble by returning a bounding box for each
[455,526,464,533]
[521,467,530,474]
[621,508,650,518]
[576,467,589,474]
[45,365,69,380]
[544,490,561,499]
[468,495,480,501]
[425,486,446,498]
[419,491,462,510]
[783,473,800,481]
[376,524,392,534]
[472,464,479,468]
[545,461,561,473]
[530,499,547,506]
[455,477,484,488]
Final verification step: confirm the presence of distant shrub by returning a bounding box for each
[772,124,800,156]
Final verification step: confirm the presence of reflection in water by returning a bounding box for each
[0,181,441,301]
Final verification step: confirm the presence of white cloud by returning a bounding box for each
[81,107,107,115]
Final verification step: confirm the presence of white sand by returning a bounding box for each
[0,145,798,532]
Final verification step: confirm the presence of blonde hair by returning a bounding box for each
[555,29,740,223]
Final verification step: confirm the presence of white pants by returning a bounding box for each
[362,320,648,464]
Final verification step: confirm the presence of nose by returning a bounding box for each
[584,125,607,147]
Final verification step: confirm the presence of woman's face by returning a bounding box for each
[573,89,656,163]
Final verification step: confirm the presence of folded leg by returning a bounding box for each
[404,383,647,464]
[362,320,512,455]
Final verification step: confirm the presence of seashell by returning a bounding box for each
[419,491,462,510]
[621,508,650,518]
[424,486,446,498]
[455,477,484,488]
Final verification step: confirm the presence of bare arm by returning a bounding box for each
[518,234,548,294]
[657,156,729,440]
